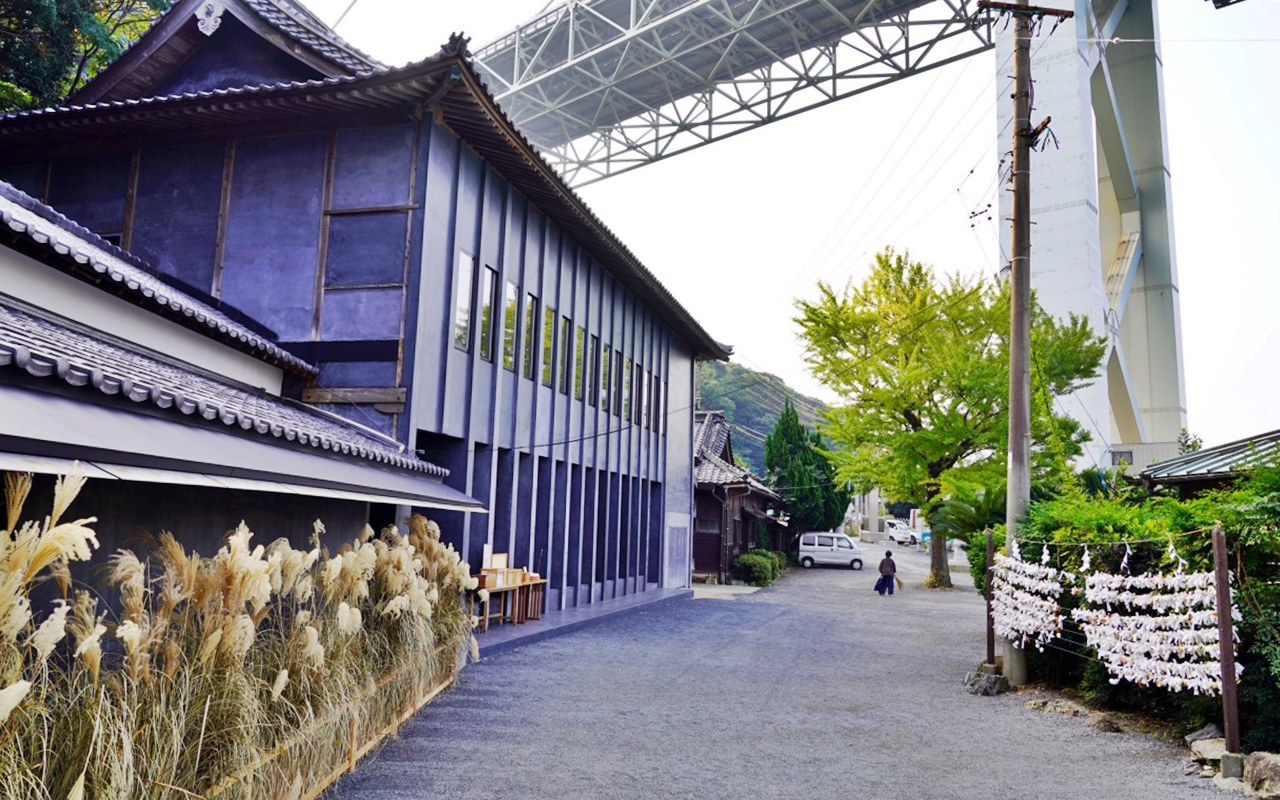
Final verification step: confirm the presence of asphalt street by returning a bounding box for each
[324,546,1232,800]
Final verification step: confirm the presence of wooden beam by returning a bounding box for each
[301,387,407,405]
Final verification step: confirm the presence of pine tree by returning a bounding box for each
[764,399,848,537]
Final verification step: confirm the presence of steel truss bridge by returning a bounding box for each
[473,0,994,187]
[472,0,1245,462]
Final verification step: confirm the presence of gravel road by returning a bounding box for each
[325,547,1237,800]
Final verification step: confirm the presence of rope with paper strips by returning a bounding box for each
[990,540,1244,695]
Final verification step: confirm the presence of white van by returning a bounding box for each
[798,532,864,570]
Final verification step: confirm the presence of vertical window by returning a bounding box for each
[541,306,555,386]
[478,266,498,361]
[588,335,600,406]
[502,281,519,370]
[650,373,661,432]
[656,380,665,434]
[574,326,586,399]
[522,294,538,379]
[558,315,571,394]
[452,251,476,351]
[622,357,633,421]
[612,349,623,416]
[600,347,610,413]
[640,368,650,427]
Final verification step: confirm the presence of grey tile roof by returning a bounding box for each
[693,410,778,498]
[0,181,316,376]
[242,0,383,73]
[0,296,443,476]
[1140,429,1280,485]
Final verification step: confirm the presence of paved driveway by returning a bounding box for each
[324,549,1230,800]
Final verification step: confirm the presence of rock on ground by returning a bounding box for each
[1246,752,1280,798]
[1192,737,1228,763]
[1186,723,1224,745]
[1085,712,1123,733]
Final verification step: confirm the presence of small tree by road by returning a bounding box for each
[794,248,1105,587]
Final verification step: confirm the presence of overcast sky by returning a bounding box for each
[302,0,1280,450]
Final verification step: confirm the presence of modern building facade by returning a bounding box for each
[0,0,729,611]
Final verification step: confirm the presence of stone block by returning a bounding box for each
[965,671,1010,696]
[1191,737,1227,763]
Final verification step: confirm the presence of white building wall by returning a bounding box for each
[1,248,285,394]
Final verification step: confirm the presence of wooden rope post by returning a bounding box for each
[1212,524,1242,776]
[986,529,996,666]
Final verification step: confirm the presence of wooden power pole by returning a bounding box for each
[977,0,1072,687]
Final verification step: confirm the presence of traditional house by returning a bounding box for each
[692,411,781,583]
[0,179,482,577]
[0,0,729,611]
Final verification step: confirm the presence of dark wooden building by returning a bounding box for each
[0,0,729,611]
[692,411,781,583]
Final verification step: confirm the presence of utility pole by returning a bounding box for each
[977,0,1072,688]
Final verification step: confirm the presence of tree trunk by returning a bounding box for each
[928,532,952,588]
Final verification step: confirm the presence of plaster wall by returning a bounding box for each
[0,246,285,392]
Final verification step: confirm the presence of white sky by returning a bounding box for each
[303,0,1280,449]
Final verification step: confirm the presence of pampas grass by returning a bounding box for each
[0,470,475,799]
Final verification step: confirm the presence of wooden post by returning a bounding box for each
[986,529,996,666]
[1212,525,1241,756]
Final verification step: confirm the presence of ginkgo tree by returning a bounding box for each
[794,248,1105,587]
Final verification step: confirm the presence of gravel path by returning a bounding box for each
[325,548,1237,800]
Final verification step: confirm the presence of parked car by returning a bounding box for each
[884,520,918,546]
[798,532,864,570]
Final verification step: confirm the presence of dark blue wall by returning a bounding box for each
[47,154,130,235]
[132,142,225,290]
[150,17,323,97]
[220,132,326,342]
[1,108,689,613]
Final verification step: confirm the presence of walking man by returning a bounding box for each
[877,550,897,596]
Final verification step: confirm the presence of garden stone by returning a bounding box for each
[1043,698,1088,717]
[1184,723,1223,745]
[1190,737,1227,763]
[965,670,1010,696]
[1084,712,1122,733]
[1244,752,1280,798]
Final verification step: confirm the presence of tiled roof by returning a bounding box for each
[0,181,316,376]
[2,72,373,123]
[242,0,383,73]
[1140,429,1280,486]
[693,410,778,498]
[0,296,442,476]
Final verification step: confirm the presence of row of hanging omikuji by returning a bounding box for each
[990,541,1243,696]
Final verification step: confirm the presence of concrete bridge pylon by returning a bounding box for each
[996,0,1186,470]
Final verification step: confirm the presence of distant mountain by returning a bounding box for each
[696,360,828,477]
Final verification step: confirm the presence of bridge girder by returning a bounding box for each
[474,0,994,187]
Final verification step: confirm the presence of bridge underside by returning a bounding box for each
[474,0,994,186]
[475,0,1189,468]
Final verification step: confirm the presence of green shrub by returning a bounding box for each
[734,553,775,587]
[748,547,785,578]
[966,527,1003,594]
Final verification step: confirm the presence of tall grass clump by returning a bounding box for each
[0,469,477,799]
